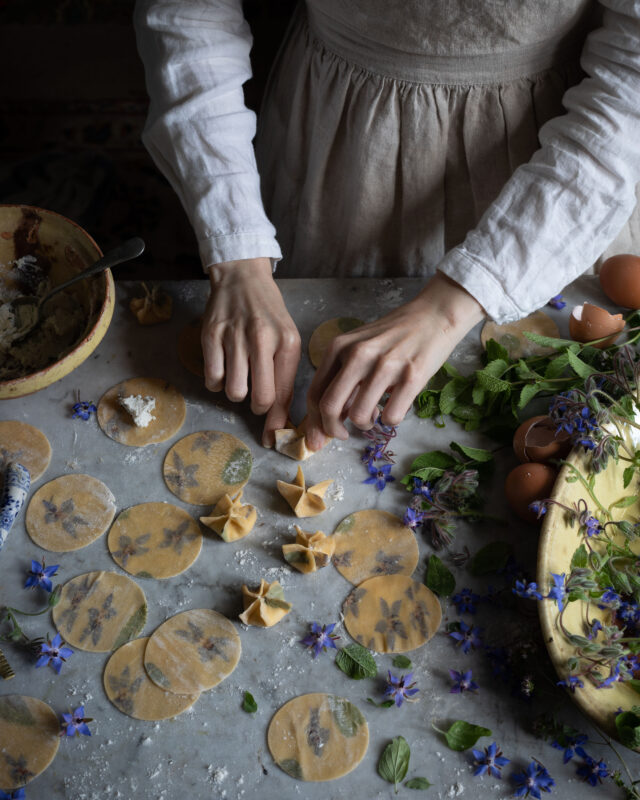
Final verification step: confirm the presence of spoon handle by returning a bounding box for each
[46,236,145,301]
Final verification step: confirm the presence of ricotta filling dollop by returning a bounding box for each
[119,394,156,428]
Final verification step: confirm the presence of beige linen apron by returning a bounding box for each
[255,0,637,279]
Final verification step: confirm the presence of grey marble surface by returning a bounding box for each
[0,276,636,800]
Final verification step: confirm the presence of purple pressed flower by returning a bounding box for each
[576,756,609,786]
[300,622,340,659]
[383,671,419,707]
[0,790,26,800]
[449,668,479,694]
[512,761,555,798]
[513,580,544,601]
[557,675,584,692]
[452,588,480,615]
[24,558,59,592]
[583,516,602,537]
[61,705,92,737]
[71,401,97,421]
[471,742,509,778]
[449,621,482,654]
[547,295,566,310]
[403,506,426,530]
[411,477,434,502]
[551,734,588,764]
[547,573,567,611]
[363,462,395,491]
[35,633,73,674]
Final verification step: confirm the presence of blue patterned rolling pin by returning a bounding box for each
[0,462,31,552]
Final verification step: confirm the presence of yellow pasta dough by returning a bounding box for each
[239,579,292,627]
[163,431,253,505]
[104,637,199,720]
[308,318,364,368]
[53,570,147,652]
[277,466,332,517]
[97,377,186,447]
[342,575,442,653]
[332,510,419,585]
[108,502,202,579]
[0,420,51,485]
[26,474,116,552]
[267,693,369,782]
[0,695,60,790]
[481,311,559,359]
[144,608,241,695]
[177,317,205,377]
[199,491,256,542]
[282,526,335,573]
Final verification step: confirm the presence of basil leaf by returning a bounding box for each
[335,643,377,680]
[449,442,493,463]
[378,736,411,791]
[615,711,640,749]
[405,777,432,790]
[425,555,456,596]
[436,720,492,751]
[242,691,257,713]
[392,655,412,669]
[468,541,513,576]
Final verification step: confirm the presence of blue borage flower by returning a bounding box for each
[61,705,92,737]
[550,733,587,764]
[471,741,509,778]
[363,462,395,491]
[547,295,567,310]
[71,401,97,421]
[557,675,584,692]
[451,588,481,615]
[383,671,419,707]
[35,633,73,674]
[587,619,603,640]
[512,760,555,798]
[24,558,59,593]
[403,506,426,530]
[513,580,544,601]
[529,501,548,518]
[449,621,483,654]
[576,756,609,786]
[597,586,621,610]
[361,442,386,466]
[583,516,602,537]
[0,789,26,800]
[449,668,479,694]
[546,573,567,611]
[300,622,340,659]
[411,477,434,502]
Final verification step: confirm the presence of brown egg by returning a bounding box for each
[600,253,640,309]
[568,302,625,349]
[512,415,571,463]
[504,463,558,523]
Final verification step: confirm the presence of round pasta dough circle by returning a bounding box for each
[53,570,147,652]
[26,473,116,552]
[0,420,51,484]
[144,608,241,694]
[308,318,364,368]
[97,377,186,447]
[481,311,559,359]
[332,510,419,585]
[104,637,199,720]
[177,317,205,377]
[163,431,252,505]
[268,693,369,782]
[108,502,202,579]
[343,575,442,653]
[0,695,60,790]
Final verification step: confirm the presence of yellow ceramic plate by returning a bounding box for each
[538,448,640,746]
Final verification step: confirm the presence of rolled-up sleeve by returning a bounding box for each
[437,0,640,323]
[134,0,282,269]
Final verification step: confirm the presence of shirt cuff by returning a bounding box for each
[199,232,283,271]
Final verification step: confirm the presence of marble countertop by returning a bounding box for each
[0,276,636,800]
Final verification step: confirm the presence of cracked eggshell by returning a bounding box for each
[568,302,625,349]
[504,462,558,523]
[600,254,640,309]
[512,415,571,464]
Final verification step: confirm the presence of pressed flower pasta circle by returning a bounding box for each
[0,420,51,485]
[267,693,369,782]
[25,473,116,552]
[342,574,442,653]
[308,317,364,368]
[332,510,419,585]
[144,608,241,694]
[108,502,202,579]
[53,570,147,652]
[0,695,60,790]
[104,637,199,720]
[163,431,252,505]
[97,376,186,446]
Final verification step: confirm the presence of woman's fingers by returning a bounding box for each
[202,325,225,392]
[224,328,249,402]
[262,333,301,446]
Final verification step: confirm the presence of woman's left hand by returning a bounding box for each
[304,272,486,450]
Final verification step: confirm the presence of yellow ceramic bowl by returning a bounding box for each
[538,447,640,746]
[0,204,114,398]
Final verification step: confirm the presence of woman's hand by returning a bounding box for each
[304,272,486,450]
[203,257,301,446]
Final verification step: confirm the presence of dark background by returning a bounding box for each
[1,0,296,279]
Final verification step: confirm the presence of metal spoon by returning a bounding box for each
[9,236,146,339]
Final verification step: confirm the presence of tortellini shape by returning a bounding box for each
[199,491,256,542]
[277,466,333,518]
[239,579,292,628]
[282,526,335,573]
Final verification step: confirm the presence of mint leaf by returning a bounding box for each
[475,370,511,394]
[609,496,638,510]
[405,778,432,790]
[440,379,470,415]
[335,643,377,680]
[522,331,575,349]
[518,383,541,409]
[615,711,640,749]
[409,451,457,471]
[436,720,492,751]
[567,349,597,378]
[367,698,394,709]
[449,442,493,463]
[392,655,412,669]
[468,541,513,576]
[378,736,411,792]
[623,466,635,489]
[425,555,455,596]
[485,339,510,363]
[242,691,257,713]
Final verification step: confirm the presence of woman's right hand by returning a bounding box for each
[203,257,302,447]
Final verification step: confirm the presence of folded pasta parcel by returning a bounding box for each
[239,579,292,627]
[282,525,335,573]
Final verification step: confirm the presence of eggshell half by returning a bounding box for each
[568,303,625,349]
[512,415,571,464]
